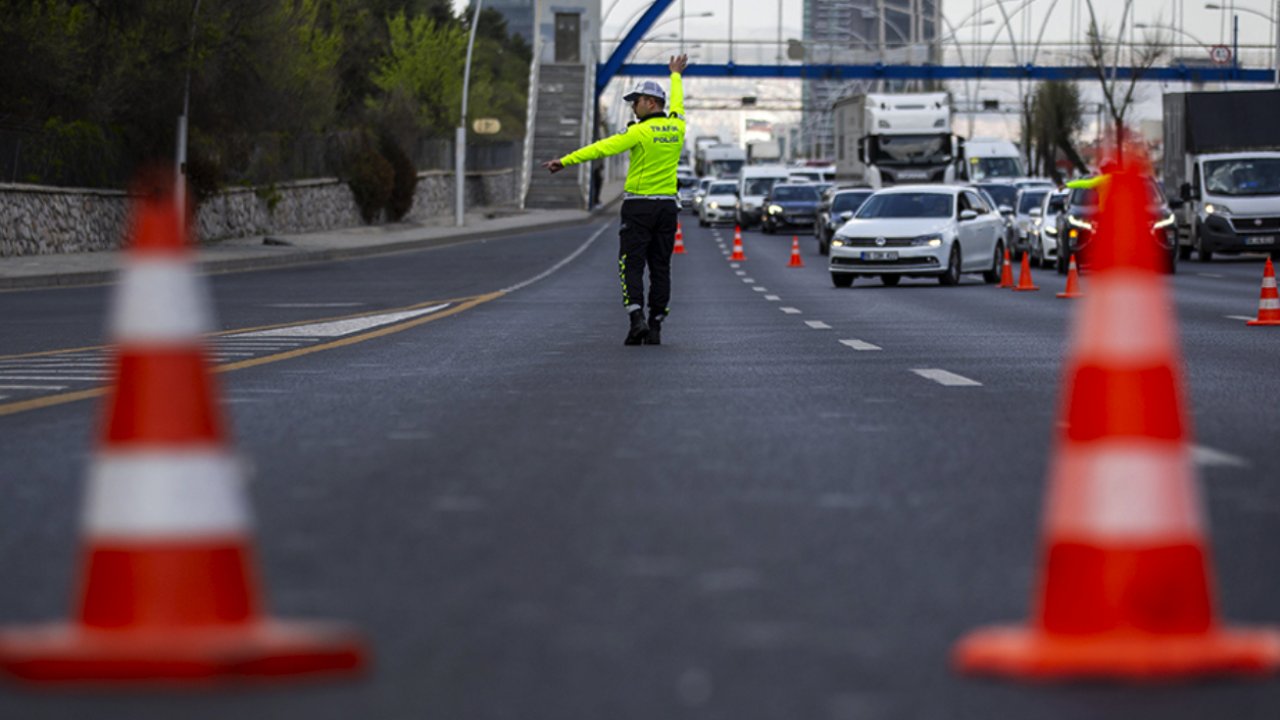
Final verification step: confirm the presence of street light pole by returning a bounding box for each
[456,0,483,227]
[176,0,202,230]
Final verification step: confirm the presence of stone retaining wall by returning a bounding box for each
[0,168,519,257]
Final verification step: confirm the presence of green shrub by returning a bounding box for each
[343,132,393,223]
[379,132,418,221]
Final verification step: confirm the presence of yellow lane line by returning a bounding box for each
[0,291,504,417]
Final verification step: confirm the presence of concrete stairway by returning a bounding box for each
[525,64,588,210]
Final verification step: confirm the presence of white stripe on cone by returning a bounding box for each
[1260,298,1280,310]
[85,450,251,537]
[1070,272,1177,364]
[1263,277,1276,288]
[1046,440,1203,540]
[110,259,214,342]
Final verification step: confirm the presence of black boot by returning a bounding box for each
[645,315,663,345]
[624,309,649,345]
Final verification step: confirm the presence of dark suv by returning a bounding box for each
[1055,177,1179,274]
[761,184,821,234]
[816,188,874,255]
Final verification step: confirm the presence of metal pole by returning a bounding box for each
[176,0,202,230]
[728,0,733,63]
[1274,0,1279,86]
[680,0,685,54]
[457,0,484,227]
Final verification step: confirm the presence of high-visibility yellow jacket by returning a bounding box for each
[560,73,685,196]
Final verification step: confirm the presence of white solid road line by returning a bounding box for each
[1225,315,1256,322]
[231,303,450,339]
[0,385,68,390]
[780,307,802,314]
[839,339,882,351]
[764,295,781,301]
[266,302,366,308]
[502,222,610,293]
[805,321,832,329]
[911,368,982,387]
[0,375,108,382]
[1192,445,1251,469]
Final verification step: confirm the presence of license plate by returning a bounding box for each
[1246,235,1274,245]
[862,251,898,261]
[898,171,928,180]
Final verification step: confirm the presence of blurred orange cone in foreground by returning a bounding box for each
[787,236,804,267]
[731,226,746,261]
[673,223,686,255]
[1246,256,1280,325]
[1056,255,1084,299]
[998,249,1014,289]
[1012,251,1039,292]
[954,153,1280,680]
[0,178,365,684]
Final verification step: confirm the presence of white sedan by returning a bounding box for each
[828,185,1007,287]
[698,180,740,227]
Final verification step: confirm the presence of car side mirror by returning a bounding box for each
[1029,208,1042,217]
[1168,198,1184,210]
[998,204,1014,216]
[960,209,979,221]
[840,211,854,220]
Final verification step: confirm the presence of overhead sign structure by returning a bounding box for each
[472,118,501,135]
[1209,45,1233,66]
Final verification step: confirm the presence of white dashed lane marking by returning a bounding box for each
[839,339,882,351]
[266,302,366,308]
[735,271,746,276]
[742,278,756,283]
[805,321,832,329]
[1192,445,1250,469]
[0,384,68,390]
[764,295,781,301]
[911,368,982,387]
[730,263,740,269]
[1197,273,1225,279]
[752,287,767,292]
[1225,315,1256,322]
[780,307,802,315]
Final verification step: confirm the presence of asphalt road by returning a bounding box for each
[1,213,1278,718]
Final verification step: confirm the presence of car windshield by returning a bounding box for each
[872,134,951,165]
[711,159,745,177]
[771,186,818,201]
[977,184,1018,208]
[1018,191,1048,213]
[1204,158,1280,196]
[677,176,697,189]
[856,192,953,219]
[970,157,1023,180]
[710,182,737,195]
[831,192,872,214]
[1070,180,1163,208]
[744,178,781,195]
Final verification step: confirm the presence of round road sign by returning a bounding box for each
[1209,45,1233,65]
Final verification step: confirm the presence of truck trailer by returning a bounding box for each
[1163,89,1280,262]
[831,92,957,188]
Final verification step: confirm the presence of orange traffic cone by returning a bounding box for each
[673,222,686,255]
[1056,255,1084,299]
[731,225,746,261]
[0,178,366,684]
[998,249,1014,289]
[787,236,804,267]
[1246,256,1280,325]
[953,154,1280,680]
[1012,251,1039,292]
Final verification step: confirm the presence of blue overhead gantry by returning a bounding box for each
[596,0,1274,99]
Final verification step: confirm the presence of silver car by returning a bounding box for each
[1029,187,1069,269]
[829,186,1007,288]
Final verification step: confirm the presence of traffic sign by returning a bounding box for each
[1209,45,1233,65]
[472,118,501,135]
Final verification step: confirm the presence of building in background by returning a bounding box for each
[487,0,535,45]
[801,0,941,161]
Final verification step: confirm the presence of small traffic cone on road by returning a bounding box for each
[673,222,686,255]
[998,249,1014,289]
[1012,251,1039,292]
[1056,255,1084,299]
[731,225,747,261]
[1246,256,1280,326]
[0,176,366,684]
[787,236,804,267]
[953,153,1280,680]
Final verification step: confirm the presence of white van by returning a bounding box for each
[960,138,1025,182]
[736,165,792,227]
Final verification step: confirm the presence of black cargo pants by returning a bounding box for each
[618,198,679,318]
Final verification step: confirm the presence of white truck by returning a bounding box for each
[957,137,1025,182]
[698,144,747,179]
[831,91,957,188]
[1163,89,1280,262]
[747,140,783,165]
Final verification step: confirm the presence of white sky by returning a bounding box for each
[454,1,1280,144]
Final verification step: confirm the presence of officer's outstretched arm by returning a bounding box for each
[668,54,688,118]
[559,127,643,168]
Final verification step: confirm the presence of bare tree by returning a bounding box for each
[1082,0,1169,149]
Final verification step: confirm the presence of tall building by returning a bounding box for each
[801,0,941,160]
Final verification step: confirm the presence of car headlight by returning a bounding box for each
[1043,223,1058,235]
[1067,214,1094,231]
[1152,212,1176,230]
[910,235,944,247]
[708,201,719,210]
[733,201,740,209]
[831,238,845,248]
[768,204,783,215]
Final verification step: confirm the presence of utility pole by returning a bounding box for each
[176,0,202,231]
[456,0,483,227]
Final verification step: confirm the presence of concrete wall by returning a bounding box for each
[0,168,518,258]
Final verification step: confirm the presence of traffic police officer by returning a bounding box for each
[544,55,689,345]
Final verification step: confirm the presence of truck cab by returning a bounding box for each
[833,92,957,188]
[1178,152,1280,261]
